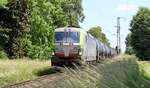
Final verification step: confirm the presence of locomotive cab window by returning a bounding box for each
[55,32,66,42]
[68,32,80,43]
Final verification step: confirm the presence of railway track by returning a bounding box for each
[1,61,106,88]
[2,67,66,88]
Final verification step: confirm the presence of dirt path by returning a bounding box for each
[2,73,65,88]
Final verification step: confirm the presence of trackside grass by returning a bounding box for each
[0,59,51,87]
[138,61,150,79]
[55,55,150,88]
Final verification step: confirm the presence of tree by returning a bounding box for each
[0,0,7,7]
[88,26,110,46]
[26,0,84,59]
[26,0,65,59]
[125,46,135,55]
[125,33,132,48]
[130,7,150,60]
[61,0,84,27]
[0,0,84,59]
[0,0,28,59]
[125,33,135,55]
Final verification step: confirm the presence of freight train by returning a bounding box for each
[52,27,117,66]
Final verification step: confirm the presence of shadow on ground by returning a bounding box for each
[35,67,61,76]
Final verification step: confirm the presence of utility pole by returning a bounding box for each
[116,17,125,54]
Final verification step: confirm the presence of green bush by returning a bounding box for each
[0,47,8,59]
[0,0,8,7]
[0,50,8,59]
[26,44,51,60]
[125,46,135,55]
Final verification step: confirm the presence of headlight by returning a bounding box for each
[79,51,82,55]
[52,52,54,55]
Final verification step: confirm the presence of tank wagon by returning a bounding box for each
[52,27,117,66]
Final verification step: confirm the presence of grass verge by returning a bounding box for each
[55,55,150,88]
[0,59,51,87]
[138,61,150,79]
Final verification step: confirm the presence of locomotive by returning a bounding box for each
[52,27,117,66]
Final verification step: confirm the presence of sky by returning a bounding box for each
[80,0,150,52]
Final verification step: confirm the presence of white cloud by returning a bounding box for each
[117,4,138,12]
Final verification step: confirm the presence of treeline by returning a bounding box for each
[0,0,111,60]
[125,7,150,60]
[0,0,84,59]
[88,26,110,46]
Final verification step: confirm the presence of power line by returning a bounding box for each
[104,29,116,36]
[104,28,126,37]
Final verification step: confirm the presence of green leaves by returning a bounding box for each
[61,0,84,26]
[26,0,84,59]
[0,0,8,8]
[125,33,135,55]
[130,7,150,60]
[88,26,110,46]
[0,0,28,59]
[0,0,84,59]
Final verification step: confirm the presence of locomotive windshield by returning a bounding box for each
[55,32,66,42]
[68,32,80,43]
[55,32,80,43]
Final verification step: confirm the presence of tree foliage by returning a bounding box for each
[125,33,135,55]
[0,0,8,7]
[26,0,65,60]
[88,26,110,46]
[26,0,84,60]
[0,0,28,59]
[0,0,84,59]
[125,46,135,55]
[130,7,150,60]
[61,0,84,26]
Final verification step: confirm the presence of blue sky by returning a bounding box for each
[80,0,150,52]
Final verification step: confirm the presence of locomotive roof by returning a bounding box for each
[55,27,84,32]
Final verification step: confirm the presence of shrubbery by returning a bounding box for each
[0,50,8,59]
[26,44,51,60]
